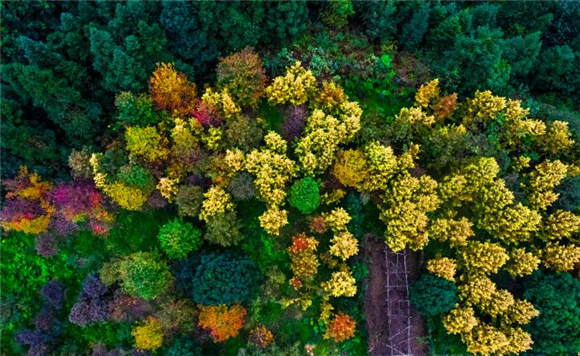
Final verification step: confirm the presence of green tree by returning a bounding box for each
[523,271,580,354]
[160,0,217,73]
[158,219,202,260]
[288,177,321,215]
[264,1,309,43]
[410,274,458,317]
[174,251,258,306]
[118,251,173,300]
[204,211,243,247]
[400,1,431,49]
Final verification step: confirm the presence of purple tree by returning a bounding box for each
[281,105,307,142]
[41,281,65,310]
[35,233,58,257]
[69,274,111,326]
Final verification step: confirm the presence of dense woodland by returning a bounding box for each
[1,1,580,356]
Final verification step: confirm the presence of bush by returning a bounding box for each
[173,251,258,306]
[410,274,457,317]
[288,177,320,214]
[158,219,202,259]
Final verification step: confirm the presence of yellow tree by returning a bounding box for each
[329,232,359,261]
[132,317,164,351]
[265,61,317,105]
[460,241,509,276]
[443,306,478,334]
[542,243,580,271]
[427,257,457,281]
[380,174,439,251]
[528,160,568,210]
[199,186,234,223]
[322,267,357,297]
[506,248,540,278]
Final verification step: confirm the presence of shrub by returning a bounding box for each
[158,219,202,259]
[288,177,320,214]
[410,274,457,317]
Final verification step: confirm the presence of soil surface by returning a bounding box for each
[364,235,428,356]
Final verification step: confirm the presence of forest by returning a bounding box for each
[1,1,580,355]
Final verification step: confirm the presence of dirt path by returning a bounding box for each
[364,235,428,356]
[364,235,390,356]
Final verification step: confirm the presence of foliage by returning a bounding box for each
[329,232,359,261]
[175,251,259,306]
[295,102,362,175]
[443,306,479,335]
[460,241,509,276]
[506,248,540,278]
[288,177,320,215]
[1,166,53,235]
[281,105,308,142]
[541,243,580,272]
[380,174,439,252]
[322,268,357,298]
[321,0,354,29]
[117,251,173,300]
[217,47,267,108]
[165,335,203,356]
[288,234,320,287]
[150,63,197,116]
[426,257,457,282]
[132,317,164,351]
[265,61,316,106]
[204,211,243,247]
[410,274,457,317]
[198,304,247,343]
[3,8,580,354]
[324,313,356,342]
[249,325,274,349]
[199,186,235,223]
[125,125,169,162]
[158,219,202,259]
[69,274,111,326]
[523,272,580,355]
[175,185,204,218]
[333,149,370,189]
